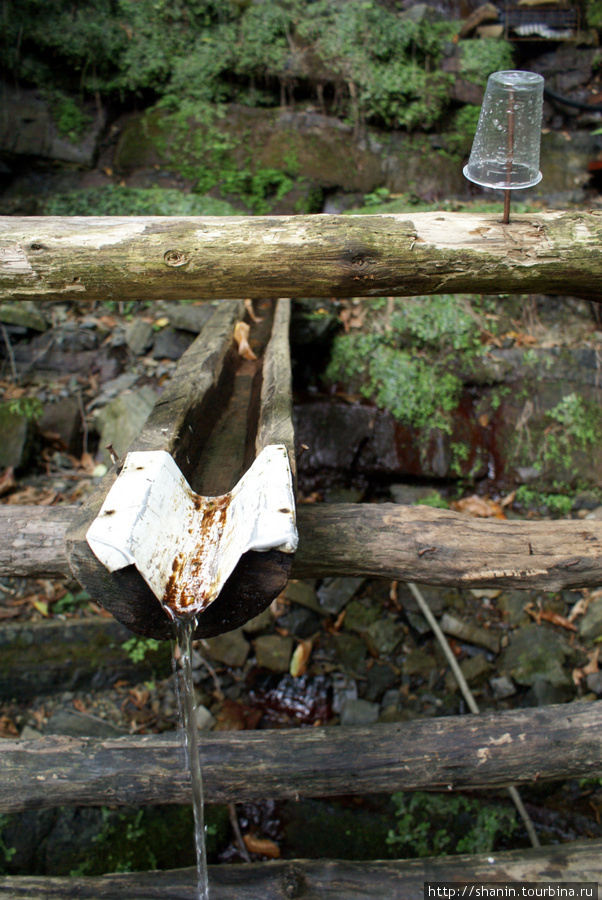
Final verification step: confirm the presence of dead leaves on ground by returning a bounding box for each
[451,495,506,519]
[233,321,257,360]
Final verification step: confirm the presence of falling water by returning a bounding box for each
[174,616,210,900]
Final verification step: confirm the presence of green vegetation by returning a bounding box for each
[5,397,43,421]
[43,185,239,216]
[0,815,16,874]
[43,90,92,141]
[542,393,601,471]
[386,792,517,857]
[458,39,515,87]
[514,486,573,517]
[416,491,449,509]
[121,636,161,664]
[324,296,482,434]
[53,589,92,615]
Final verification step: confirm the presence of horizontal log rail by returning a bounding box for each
[2,841,601,899]
[1,211,602,300]
[1,702,601,813]
[3,501,602,591]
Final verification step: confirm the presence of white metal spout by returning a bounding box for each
[86,445,297,618]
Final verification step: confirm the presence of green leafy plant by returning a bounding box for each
[53,590,92,615]
[5,397,43,421]
[0,815,16,874]
[122,637,161,664]
[386,792,516,857]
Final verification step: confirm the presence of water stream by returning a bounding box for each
[174,616,210,900]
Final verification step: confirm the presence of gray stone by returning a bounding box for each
[440,613,500,654]
[168,304,215,333]
[340,698,379,726]
[330,632,367,673]
[204,628,250,668]
[344,599,380,633]
[579,600,602,640]
[44,707,126,738]
[499,624,573,687]
[365,618,404,656]
[20,725,43,740]
[241,607,273,634]
[405,611,431,636]
[125,319,154,356]
[89,372,140,410]
[380,688,401,712]
[497,592,532,627]
[283,580,322,614]
[445,653,492,692]
[317,577,365,615]
[254,634,294,673]
[585,507,602,520]
[364,662,397,702]
[389,483,442,505]
[0,302,47,331]
[94,385,156,466]
[489,675,517,700]
[586,671,602,695]
[153,327,195,360]
[524,678,575,706]
[403,648,437,678]
[0,403,32,470]
[194,705,215,730]
[276,607,320,639]
[38,396,81,452]
[332,673,358,714]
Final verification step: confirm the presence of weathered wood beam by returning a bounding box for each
[1,841,600,899]
[1,702,601,812]
[1,212,601,300]
[3,502,602,592]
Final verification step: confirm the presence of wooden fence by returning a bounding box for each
[0,213,601,897]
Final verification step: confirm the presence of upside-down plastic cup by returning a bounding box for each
[463,70,544,190]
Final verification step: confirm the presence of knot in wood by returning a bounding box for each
[163,249,189,267]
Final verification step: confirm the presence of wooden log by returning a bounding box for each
[1,841,600,899]
[1,212,601,301]
[64,299,296,640]
[1,702,601,812]
[4,502,602,592]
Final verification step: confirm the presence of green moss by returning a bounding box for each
[458,38,515,87]
[542,392,602,472]
[43,185,239,216]
[515,486,573,517]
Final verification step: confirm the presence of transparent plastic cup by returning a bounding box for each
[463,70,544,190]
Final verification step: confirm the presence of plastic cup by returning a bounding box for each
[463,70,544,190]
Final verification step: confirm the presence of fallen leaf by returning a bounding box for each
[525,604,577,631]
[290,639,312,677]
[73,699,87,713]
[451,495,506,519]
[244,299,264,323]
[573,648,600,685]
[154,316,169,329]
[505,331,537,346]
[0,466,16,497]
[233,321,257,360]
[32,599,50,617]
[0,715,18,738]
[243,834,281,859]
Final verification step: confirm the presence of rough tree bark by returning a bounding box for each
[3,502,602,592]
[1,842,600,900]
[1,702,601,812]
[1,211,601,300]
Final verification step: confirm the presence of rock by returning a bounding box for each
[403,648,437,678]
[0,403,32,470]
[20,725,43,740]
[585,507,602,520]
[365,619,404,656]
[344,599,380,633]
[364,663,397,702]
[445,653,492,692]
[586,671,602,695]
[125,319,154,356]
[89,372,140,410]
[497,592,532,627]
[524,679,575,706]
[0,302,47,331]
[380,688,401,712]
[94,385,156,466]
[254,634,294,673]
[578,600,602,640]
[489,675,517,700]
[44,707,126,738]
[499,624,573,687]
[38,396,82,452]
[153,328,195,361]
[340,698,379,726]
[317,577,365,615]
[204,628,250,668]
[168,304,215,333]
[276,607,320,639]
[440,613,500,654]
[241,607,273,634]
[331,673,358,714]
[326,632,367,673]
[389,483,440,505]
[0,85,106,167]
[194,705,215,730]
[405,611,431,636]
[282,580,323,615]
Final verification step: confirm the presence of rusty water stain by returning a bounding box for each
[162,493,232,616]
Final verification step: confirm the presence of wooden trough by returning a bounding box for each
[1,213,602,896]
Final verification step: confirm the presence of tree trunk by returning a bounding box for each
[1,702,601,812]
[1,842,600,899]
[4,502,602,592]
[1,211,601,300]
